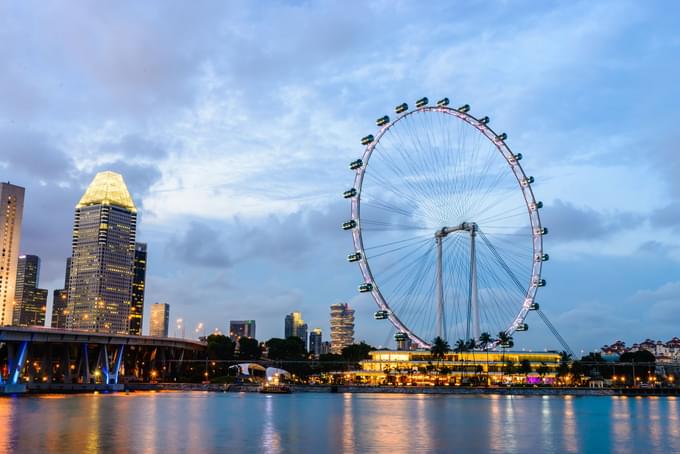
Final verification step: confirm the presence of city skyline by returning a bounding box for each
[1,2,680,351]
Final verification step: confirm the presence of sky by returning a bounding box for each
[1,0,679,354]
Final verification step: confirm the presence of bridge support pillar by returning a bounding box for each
[9,341,29,385]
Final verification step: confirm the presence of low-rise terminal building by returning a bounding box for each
[350,350,561,385]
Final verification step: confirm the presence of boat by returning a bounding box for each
[259,384,292,394]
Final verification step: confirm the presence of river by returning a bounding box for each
[1,392,679,453]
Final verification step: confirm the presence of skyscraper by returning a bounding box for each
[330,303,355,354]
[284,311,308,349]
[51,257,71,329]
[0,182,24,326]
[129,242,147,335]
[66,171,137,334]
[150,302,170,337]
[229,320,256,342]
[12,255,48,326]
[309,328,323,358]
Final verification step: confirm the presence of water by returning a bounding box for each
[1,392,679,453]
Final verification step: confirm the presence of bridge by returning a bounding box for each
[0,326,206,392]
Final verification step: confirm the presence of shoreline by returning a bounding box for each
[4,383,678,397]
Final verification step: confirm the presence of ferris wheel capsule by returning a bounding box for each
[415,97,429,108]
[395,103,408,114]
[515,323,528,331]
[497,133,507,141]
[478,116,490,125]
[457,104,470,113]
[376,116,390,127]
[343,188,357,198]
[436,97,450,107]
[349,159,363,170]
[358,282,373,293]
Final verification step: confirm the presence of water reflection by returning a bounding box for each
[1,393,679,453]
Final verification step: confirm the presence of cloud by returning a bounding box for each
[541,199,641,242]
[168,221,232,268]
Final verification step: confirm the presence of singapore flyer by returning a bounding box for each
[343,97,548,349]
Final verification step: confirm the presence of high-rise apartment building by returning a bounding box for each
[309,328,323,358]
[229,320,256,342]
[149,302,170,337]
[330,303,355,354]
[12,255,48,326]
[51,257,71,329]
[129,242,147,335]
[284,311,308,349]
[0,182,24,326]
[66,171,137,334]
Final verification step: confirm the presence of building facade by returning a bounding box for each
[129,242,147,335]
[0,182,24,326]
[12,255,48,326]
[330,303,354,354]
[309,328,323,358]
[51,257,71,329]
[229,320,256,341]
[284,311,308,349]
[66,171,137,334]
[150,303,170,337]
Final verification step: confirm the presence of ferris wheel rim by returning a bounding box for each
[349,103,544,349]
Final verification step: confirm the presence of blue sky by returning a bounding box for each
[1,1,679,353]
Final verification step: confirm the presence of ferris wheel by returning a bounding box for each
[342,97,548,349]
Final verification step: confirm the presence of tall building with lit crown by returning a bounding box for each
[51,257,71,329]
[0,182,24,326]
[12,255,48,326]
[150,302,170,337]
[284,311,308,349]
[66,171,137,334]
[330,303,354,354]
[309,328,323,358]
[129,242,147,335]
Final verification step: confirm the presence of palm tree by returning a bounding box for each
[497,331,514,379]
[454,338,468,353]
[430,336,450,381]
[479,332,493,385]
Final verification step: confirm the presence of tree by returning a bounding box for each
[497,332,514,377]
[479,332,493,385]
[519,359,532,375]
[266,337,306,361]
[207,334,235,361]
[341,342,374,362]
[430,336,450,362]
[454,339,468,353]
[537,362,549,380]
[238,337,261,360]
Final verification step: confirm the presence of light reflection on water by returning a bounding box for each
[1,392,680,453]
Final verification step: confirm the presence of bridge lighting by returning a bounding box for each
[457,104,470,113]
[376,115,390,126]
[415,97,429,108]
[521,176,535,186]
[478,116,490,125]
[347,252,362,262]
[342,220,357,230]
[497,133,507,141]
[361,135,374,146]
[343,188,357,199]
[349,159,363,170]
[358,282,373,293]
[436,97,450,107]
[395,103,408,114]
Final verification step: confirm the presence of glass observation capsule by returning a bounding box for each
[534,279,546,287]
[521,176,535,186]
[347,252,362,262]
[374,310,389,320]
[343,188,357,198]
[361,135,374,146]
[457,104,470,113]
[478,116,490,125]
[349,159,363,170]
[535,253,549,262]
[516,323,528,331]
[535,227,548,235]
[358,282,373,293]
[395,103,408,114]
[342,220,357,230]
[415,97,428,108]
[436,97,450,106]
[529,302,540,310]
[394,332,408,341]
[497,132,507,141]
[376,115,390,127]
